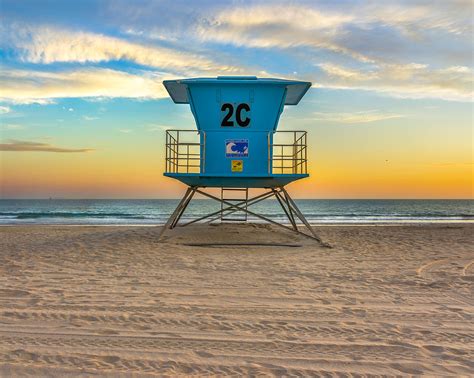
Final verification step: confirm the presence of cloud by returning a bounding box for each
[147,124,174,131]
[312,111,404,124]
[197,2,472,60]
[0,106,11,114]
[191,2,473,101]
[317,62,473,101]
[1,2,471,104]
[0,140,94,152]
[0,67,169,104]
[361,1,472,36]
[196,5,373,63]
[83,115,99,121]
[1,123,25,130]
[318,63,378,81]
[7,98,56,105]
[118,129,132,133]
[7,25,242,74]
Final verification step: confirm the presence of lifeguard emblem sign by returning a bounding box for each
[225,139,248,158]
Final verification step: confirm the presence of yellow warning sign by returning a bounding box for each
[231,160,243,172]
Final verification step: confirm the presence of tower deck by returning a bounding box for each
[164,173,308,188]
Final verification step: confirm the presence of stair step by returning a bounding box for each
[220,187,249,222]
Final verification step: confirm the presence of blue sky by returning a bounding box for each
[0,0,472,198]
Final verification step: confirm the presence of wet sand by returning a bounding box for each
[0,223,473,376]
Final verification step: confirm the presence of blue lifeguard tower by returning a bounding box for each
[160,76,325,244]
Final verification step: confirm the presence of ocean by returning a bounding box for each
[0,199,472,225]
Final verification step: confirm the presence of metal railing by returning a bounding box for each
[165,129,307,176]
[269,130,307,174]
[165,130,205,174]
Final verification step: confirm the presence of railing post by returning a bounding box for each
[280,145,283,174]
[202,131,206,174]
[305,132,307,174]
[268,132,271,175]
[174,131,177,173]
[293,131,296,174]
[186,144,189,173]
[176,131,180,173]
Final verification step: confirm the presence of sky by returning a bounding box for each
[0,0,472,199]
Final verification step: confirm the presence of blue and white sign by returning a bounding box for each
[225,139,248,158]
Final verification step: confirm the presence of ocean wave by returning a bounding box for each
[0,199,472,225]
[0,212,147,220]
[0,212,472,221]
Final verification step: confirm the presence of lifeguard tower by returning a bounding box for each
[160,76,325,244]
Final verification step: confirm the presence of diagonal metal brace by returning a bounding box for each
[158,186,196,239]
[181,189,275,227]
[159,186,331,247]
[194,188,328,245]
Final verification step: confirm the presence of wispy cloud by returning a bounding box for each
[83,115,99,121]
[312,110,404,124]
[6,25,242,74]
[0,140,94,152]
[318,63,378,81]
[0,106,11,114]
[197,2,472,61]
[118,129,132,133]
[317,62,473,101]
[1,123,25,130]
[0,67,169,104]
[192,2,473,101]
[0,22,251,104]
[0,1,472,104]
[196,5,372,63]
[147,124,174,131]
[361,1,472,36]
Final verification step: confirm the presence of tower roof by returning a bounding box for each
[163,76,312,105]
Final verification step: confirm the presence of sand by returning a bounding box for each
[0,223,473,376]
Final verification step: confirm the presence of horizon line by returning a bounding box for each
[1,198,472,201]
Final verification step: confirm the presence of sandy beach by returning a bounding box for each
[0,223,473,376]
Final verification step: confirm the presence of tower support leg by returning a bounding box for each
[158,187,196,240]
[279,187,331,247]
[272,188,297,230]
[158,186,330,247]
[170,187,196,229]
